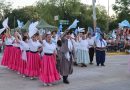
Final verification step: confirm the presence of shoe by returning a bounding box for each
[83,64,87,67]
[43,83,47,86]
[89,62,93,65]
[48,83,53,86]
[22,75,26,78]
[81,64,84,67]
[63,80,69,84]
[97,64,99,66]
[74,62,78,66]
[30,77,34,80]
[17,72,20,75]
[101,64,105,66]
[81,63,85,67]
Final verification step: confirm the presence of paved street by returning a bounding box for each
[0,54,130,90]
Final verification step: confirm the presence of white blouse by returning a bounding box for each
[71,39,79,51]
[5,37,15,45]
[20,41,29,51]
[68,39,73,52]
[78,39,89,51]
[43,40,56,54]
[95,39,107,48]
[51,35,58,45]
[87,37,95,48]
[29,39,42,52]
[13,40,20,47]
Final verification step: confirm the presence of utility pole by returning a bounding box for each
[92,0,96,31]
[14,16,15,31]
[107,0,110,32]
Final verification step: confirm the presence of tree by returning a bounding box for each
[36,0,108,31]
[0,0,12,28]
[5,6,39,28]
[113,0,130,22]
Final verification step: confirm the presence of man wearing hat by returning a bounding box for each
[58,30,74,84]
[95,28,107,66]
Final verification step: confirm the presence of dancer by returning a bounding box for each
[87,33,95,64]
[39,31,60,86]
[58,30,74,84]
[95,33,107,66]
[77,32,89,67]
[25,23,42,79]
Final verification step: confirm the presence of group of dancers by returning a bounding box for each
[0,19,107,86]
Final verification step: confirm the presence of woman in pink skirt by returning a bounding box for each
[8,32,22,73]
[1,29,14,67]
[19,36,29,77]
[39,31,60,86]
[25,32,42,79]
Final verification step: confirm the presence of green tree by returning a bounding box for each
[113,0,130,22]
[0,0,12,28]
[36,0,108,31]
[5,6,39,28]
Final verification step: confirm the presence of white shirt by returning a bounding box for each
[43,40,56,54]
[5,37,15,45]
[68,39,73,51]
[20,41,29,51]
[13,39,20,47]
[29,39,42,52]
[71,39,79,51]
[78,39,89,51]
[87,37,95,48]
[51,35,58,45]
[95,39,107,48]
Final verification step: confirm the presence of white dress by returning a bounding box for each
[76,39,90,65]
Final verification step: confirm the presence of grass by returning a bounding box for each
[106,52,129,55]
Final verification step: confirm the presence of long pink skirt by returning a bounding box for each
[25,52,41,77]
[18,51,29,75]
[1,45,13,66]
[8,47,21,71]
[39,54,60,83]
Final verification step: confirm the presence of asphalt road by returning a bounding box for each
[0,54,130,90]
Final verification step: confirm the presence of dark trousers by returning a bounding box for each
[96,50,105,65]
[89,48,94,63]
[63,76,68,81]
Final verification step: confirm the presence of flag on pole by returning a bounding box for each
[17,20,24,29]
[74,28,78,35]
[68,19,79,30]
[88,27,94,35]
[2,17,9,29]
[57,23,63,36]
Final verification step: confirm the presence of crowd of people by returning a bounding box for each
[0,19,108,86]
[107,28,130,52]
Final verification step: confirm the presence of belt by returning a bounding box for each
[69,52,72,54]
[30,51,38,53]
[44,53,53,56]
[26,50,30,52]
[6,45,12,47]
[96,47,106,51]
[15,47,20,49]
